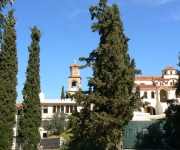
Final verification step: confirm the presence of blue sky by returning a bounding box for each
[7,0,180,102]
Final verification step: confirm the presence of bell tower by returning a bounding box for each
[68,61,82,94]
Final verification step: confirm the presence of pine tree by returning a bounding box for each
[18,26,42,150]
[69,0,141,149]
[61,86,65,99]
[0,10,17,149]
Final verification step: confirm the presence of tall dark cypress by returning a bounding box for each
[0,10,18,149]
[18,26,42,150]
[69,0,141,149]
[61,86,65,99]
[0,0,14,41]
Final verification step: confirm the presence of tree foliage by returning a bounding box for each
[165,99,180,129]
[68,0,141,149]
[18,26,42,150]
[0,0,14,42]
[42,111,68,136]
[0,10,17,149]
[165,55,180,129]
[133,85,150,111]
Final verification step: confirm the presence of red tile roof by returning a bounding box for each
[134,85,174,89]
[16,103,22,108]
[70,63,79,67]
[135,76,162,80]
[163,66,176,71]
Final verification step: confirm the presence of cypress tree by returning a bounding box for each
[69,0,141,149]
[61,86,65,99]
[0,0,14,42]
[0,10,17,149]
[18,26,42,150]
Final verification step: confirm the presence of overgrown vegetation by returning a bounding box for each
[42,111,68,136]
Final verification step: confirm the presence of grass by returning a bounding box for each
[59,129,73,140]
[150,117,167,121]
[48,129,73,140]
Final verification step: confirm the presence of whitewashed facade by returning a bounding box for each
[13,65,179,149]
[134,66,179,115]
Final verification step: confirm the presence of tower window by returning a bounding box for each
[72,81,77,88]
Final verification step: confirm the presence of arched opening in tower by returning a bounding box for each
[71,80,77,88]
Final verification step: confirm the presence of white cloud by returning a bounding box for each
[170,9,180,21]
[134,0,179,6]
[68,9,82,21]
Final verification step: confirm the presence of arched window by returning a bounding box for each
[160,89,167,102]
[53,106,56,113]
[70,106,73,113]
[66,106,69,113]
[151,92,154,99]
[144,92,147,98]
[61,106,64,112]
[57,106,60,112]
[43,105,48,113]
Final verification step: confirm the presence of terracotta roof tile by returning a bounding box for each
[134,85,158,89]
[70,63,79,67]
[134,85,174,89]
[163,66,176,71]
[135,76,162,80]
[16,103,22,108]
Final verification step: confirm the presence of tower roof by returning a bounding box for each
[70,63,79,67]
[162,66,176,71]
[70,60,79,67]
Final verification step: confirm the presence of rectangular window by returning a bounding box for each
[43,133,47,138]
[61,106,64,112]
[17,110,21,115]
[53,106,56,113]
[66,106,69,113]
[43,109,48,113]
